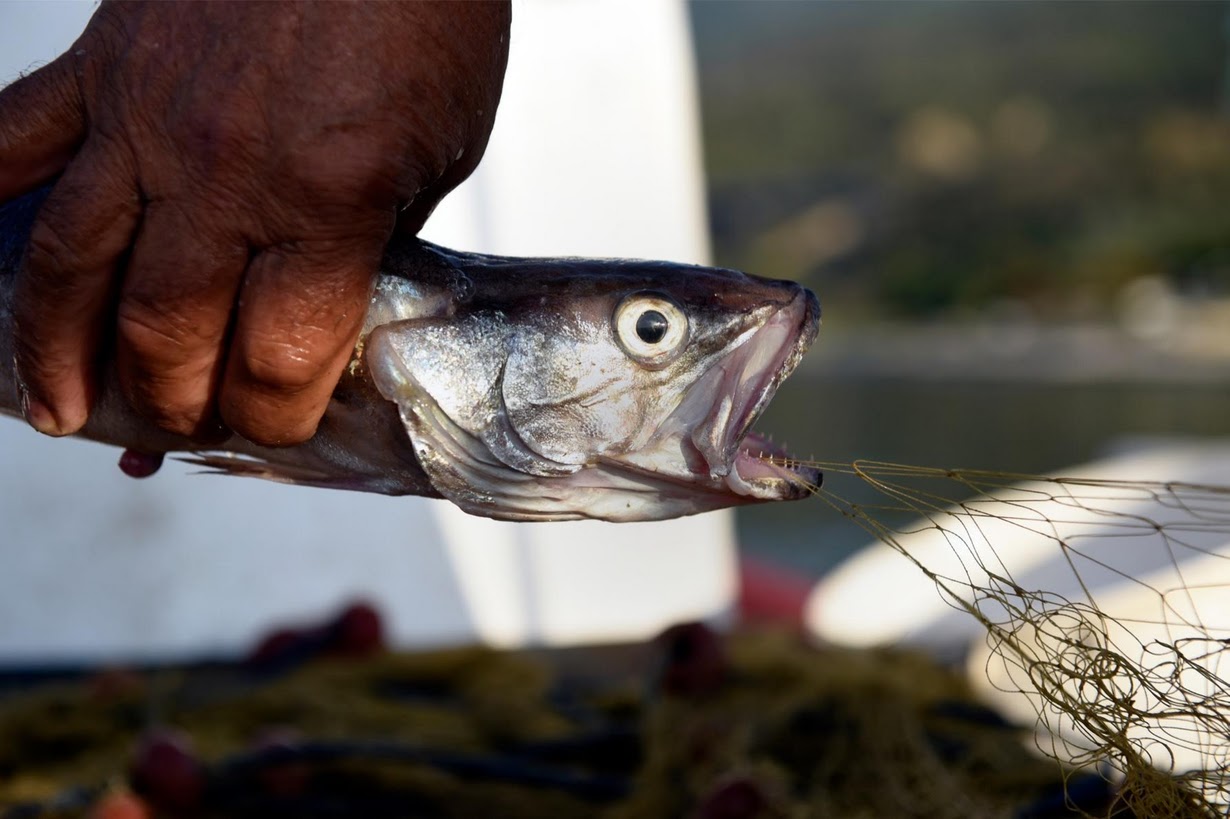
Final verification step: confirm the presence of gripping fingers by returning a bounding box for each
[116,202,249,439]
[12,150,140,435]
[219,242,382,446]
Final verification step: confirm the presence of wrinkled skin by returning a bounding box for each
[0,1,510,445]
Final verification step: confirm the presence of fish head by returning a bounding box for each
[366,250,821,522]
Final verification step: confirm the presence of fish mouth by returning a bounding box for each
[727,430,821,498]
[679,288,822,501]
[718,290,822,500]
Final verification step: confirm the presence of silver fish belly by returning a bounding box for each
[0,190,821,522]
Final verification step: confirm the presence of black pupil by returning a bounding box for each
[635,310,669,344]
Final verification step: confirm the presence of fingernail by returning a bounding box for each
[19,387,61,436]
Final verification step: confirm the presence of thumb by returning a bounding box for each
[0,49,86,201]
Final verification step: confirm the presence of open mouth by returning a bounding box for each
[690,290,822,499]
[729,430,821,497]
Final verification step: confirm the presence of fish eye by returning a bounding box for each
[614,293,689,367]
[636,310,669,344]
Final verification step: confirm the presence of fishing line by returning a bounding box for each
[758,454,1230,815]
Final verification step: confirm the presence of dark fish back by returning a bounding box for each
[0,187,49,276]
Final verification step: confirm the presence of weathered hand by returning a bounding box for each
[0,0,509,444]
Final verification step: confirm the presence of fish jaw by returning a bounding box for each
[711,287,823,499]
[611,286,822,505]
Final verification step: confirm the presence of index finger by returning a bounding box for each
[13,142,140,435]
[0,50,86,200]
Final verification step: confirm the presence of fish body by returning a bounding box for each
[0,190,820,522]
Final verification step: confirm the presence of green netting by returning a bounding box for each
[770,457,1230,817]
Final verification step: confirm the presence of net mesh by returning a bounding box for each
[770,457,1230,817]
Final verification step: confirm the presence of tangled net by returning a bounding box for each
[772,453,1230,817]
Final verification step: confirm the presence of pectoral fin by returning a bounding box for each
[177,453,381,493]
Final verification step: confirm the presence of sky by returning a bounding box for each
[0,1,93,85]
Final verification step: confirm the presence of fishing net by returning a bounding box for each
[772,452,1230,817]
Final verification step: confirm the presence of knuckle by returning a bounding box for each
[238,334,331,395]
[116,298,204,364]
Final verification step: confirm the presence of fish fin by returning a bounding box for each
[177,453,372,492]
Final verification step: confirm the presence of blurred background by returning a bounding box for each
[5,8,1230,812]
[691,2,1230,575]
[2,7,1228,810]
[2,0,1230,657]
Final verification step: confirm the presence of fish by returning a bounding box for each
[0,189,821,522]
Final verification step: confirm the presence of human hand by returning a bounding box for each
[0,0,509,444]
